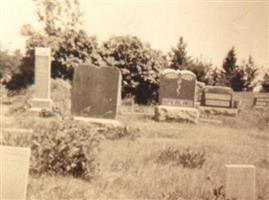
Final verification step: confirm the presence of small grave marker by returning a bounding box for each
[201,86,233,108]
[225,165,256,200]
[0,145,31,200]
[253,93,269,108]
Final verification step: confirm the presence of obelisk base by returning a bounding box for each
[30,98,52,112]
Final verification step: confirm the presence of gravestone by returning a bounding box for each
[0,145,31,200]
[71,64,121,120]
[201,86,233,108]
[159,69,197,107]
[199,85,238,116]
[225,165,256,200]
[253,93,269,108]
[30,47,52,111]
[155,69,199,123]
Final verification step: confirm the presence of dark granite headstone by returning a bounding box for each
[71,64,121,119]
[159,69,196,107]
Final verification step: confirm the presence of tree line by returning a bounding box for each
[1,0,268,104]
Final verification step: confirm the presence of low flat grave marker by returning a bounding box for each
[253,93,269,108]
[0,145,31,200]
[71,64,122,126]
[30,47,52,111]
[225,165,256,200]
[200,86,238,116]
[201,86,233,108]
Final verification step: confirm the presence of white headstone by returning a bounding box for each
[0,145,31,200]
[225,165,256,200]
[30,47,52,111]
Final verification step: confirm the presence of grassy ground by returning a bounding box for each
[1,87,269,200]
[24,117,268,200]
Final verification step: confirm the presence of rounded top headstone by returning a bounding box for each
[160,69,179,79]
[179,70,197,80]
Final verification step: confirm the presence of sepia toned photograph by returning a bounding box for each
[0,0,268,199]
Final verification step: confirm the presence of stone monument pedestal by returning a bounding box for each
[74,116,124,128]
[30,98,52,112]
[30,47,52,112]
[154,105,199,123]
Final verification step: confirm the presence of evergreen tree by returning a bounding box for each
[169,37,191,70]
[243,56,258,91]
[222,47,237,87]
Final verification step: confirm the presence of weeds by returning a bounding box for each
[157,147,206,169]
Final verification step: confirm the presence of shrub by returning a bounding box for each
[98,126,140,141]
[51,78,72,117]
[2,118,139,180]
[2,119,102,180]
[99,35,168,104]
[157,147,206,169]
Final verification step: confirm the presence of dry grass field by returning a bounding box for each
[24,115,268,200]
[1,84,269,200]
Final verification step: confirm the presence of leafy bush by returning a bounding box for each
[0,49,22,83]
[30,120,102,179]
[99,35,168,104]
[157,147,206,169]
[2,120,102,180]
[51,78,72,117]
[2,117,140,180]
[7,89,33,115]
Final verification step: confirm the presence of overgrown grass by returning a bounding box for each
[20,118,268,199]
[2,89,269,199]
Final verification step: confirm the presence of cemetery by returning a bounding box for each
[1,47,269,200]
[0,1,268,200]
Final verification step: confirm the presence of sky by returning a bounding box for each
[0,0,268,68]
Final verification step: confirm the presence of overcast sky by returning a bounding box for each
[0,0,268,68]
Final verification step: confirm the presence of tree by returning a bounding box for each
[230,66,245,91]
[99,35,168,104]
[222,47,237,87]
[7,0,100,90]
[261,68,269,92]
[169,37,211,83]
[242,56,258,91]
[0,50,22,83]
[221,47,245,91]
[188,58,211,83]
[207,67,224,85]
[169,37,191,70]
[35,0,83,36]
